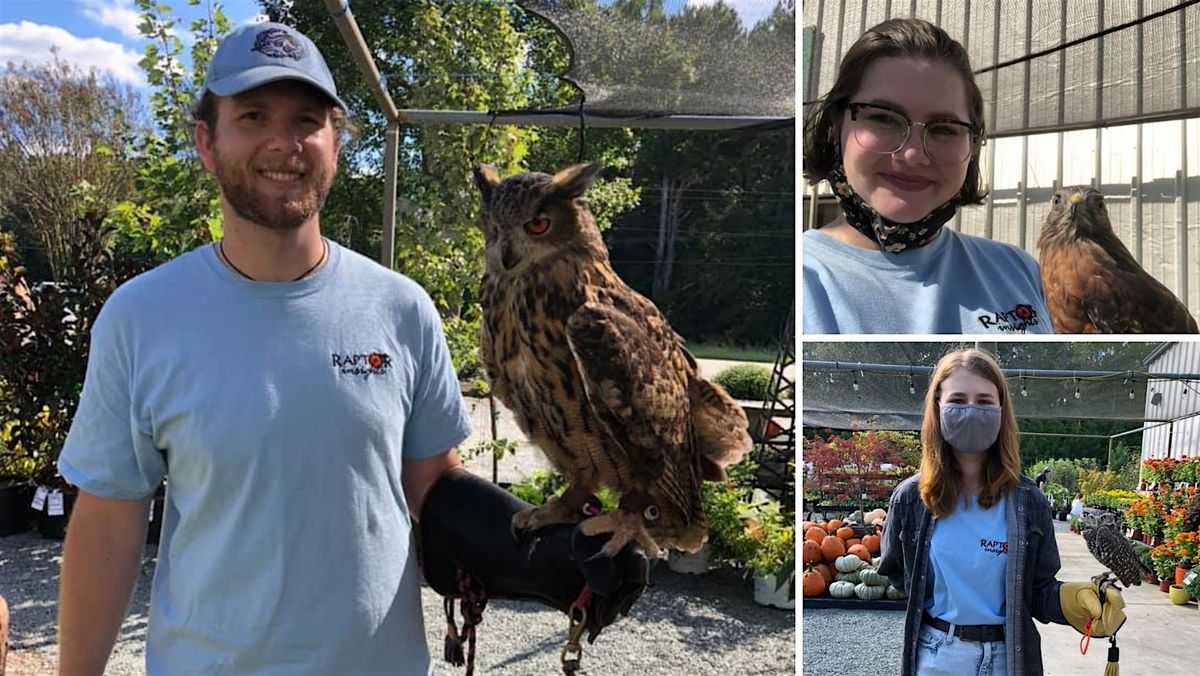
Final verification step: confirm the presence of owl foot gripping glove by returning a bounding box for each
[418,469,649,676]
[1060,579,1127,676]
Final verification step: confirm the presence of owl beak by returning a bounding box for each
[501,241,519,270]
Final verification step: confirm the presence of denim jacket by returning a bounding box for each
[878,474,1069,676]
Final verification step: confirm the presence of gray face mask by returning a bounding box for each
[940,404,1002,454]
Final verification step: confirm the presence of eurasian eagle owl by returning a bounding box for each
[472,162,752,558]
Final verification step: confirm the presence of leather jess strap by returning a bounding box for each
[923,612,1005,643]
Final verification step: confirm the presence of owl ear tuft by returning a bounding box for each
[473,164,501,204]
[549,162,601,200]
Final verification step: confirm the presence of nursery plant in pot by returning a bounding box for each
[676,481,755,575]
[1,228,149,540]
[746,498,795,610]
[1150,544,1179,592]
[0,433,36,536]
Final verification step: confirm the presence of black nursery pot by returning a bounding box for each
[0,482,34,536]
[36,489,78,540]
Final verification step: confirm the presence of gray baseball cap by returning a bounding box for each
[202,22,347,111]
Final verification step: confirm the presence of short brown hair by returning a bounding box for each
[803,18,988,205]
[918,348,1021,517]
[191,88,357,149]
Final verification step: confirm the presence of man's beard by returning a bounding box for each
[213,148,333,230]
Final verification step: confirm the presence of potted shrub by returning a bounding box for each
[1,227,148,539]
[0,429,36,536]
[1131,539,1157,584]
[745,499,795,610]
[1045,483,1070,520]
[673,481,755,575]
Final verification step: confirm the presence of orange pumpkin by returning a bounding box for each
[805,526,827,543]
[846,538,862,548]
[802,540,822,565]
[801,521,815,533]
[836,526,854,540]
[820,534,847,562]
[802,568,827,597]
[862,534,882,555]
[828,519,844,531]
[814,563,834,585]
[848,544,871,561]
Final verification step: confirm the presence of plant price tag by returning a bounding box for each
[48,490,64,516]
[31,486,48,511]
[1186,570,1198,586]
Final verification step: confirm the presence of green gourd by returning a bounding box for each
[886,585,908,600]
[835,571,860,583]
[828,580,856,598]
[854,582,886,600]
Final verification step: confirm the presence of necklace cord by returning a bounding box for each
[219,239,327,282]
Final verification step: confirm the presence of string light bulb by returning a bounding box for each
[852,377,859,392]
[908,374,915,395]
[1129,388,1136,399]
[1020,381,1028,397]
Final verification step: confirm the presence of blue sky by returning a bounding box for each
[0,0,267,87]
[0,0,779,91]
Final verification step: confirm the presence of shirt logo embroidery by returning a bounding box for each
[980,538,1008,556]
[331,352,392,380]
[977,303,1041,333]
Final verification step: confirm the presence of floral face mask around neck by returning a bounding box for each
[825,163,960,253]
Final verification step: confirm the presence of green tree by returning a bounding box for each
[0,55,143,280]
[258,0,640,376]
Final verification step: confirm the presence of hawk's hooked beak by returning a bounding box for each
[1067,193,1086,221]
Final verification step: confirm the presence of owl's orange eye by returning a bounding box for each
[524,216,551,235]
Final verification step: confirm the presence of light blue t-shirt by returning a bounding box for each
[59,240,472,675]
[803,227,1055,334]
[925,493,1009,626]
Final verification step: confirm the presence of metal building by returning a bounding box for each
[1141,341,1200,460]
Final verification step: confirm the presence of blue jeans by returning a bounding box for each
[914,623,1007,676]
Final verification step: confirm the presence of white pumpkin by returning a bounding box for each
[835,554,866,572]
[828,580,856,598]
[854,582,886,600]
[858,568,889,587]
[886,585,908,600]
[834,571,860,583]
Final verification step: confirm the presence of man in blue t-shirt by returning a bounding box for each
[56,22,645,675]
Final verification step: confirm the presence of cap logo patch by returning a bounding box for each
[252,28,304,60]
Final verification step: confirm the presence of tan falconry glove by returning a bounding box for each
[1059,580,1127,637]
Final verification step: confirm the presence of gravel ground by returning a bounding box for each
[801,607,904,675]
[1,532,794,675]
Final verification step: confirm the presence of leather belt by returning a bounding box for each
[923,612,1005,643]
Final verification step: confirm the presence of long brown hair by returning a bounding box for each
[802,18,989,205]
[919,348,1021,517]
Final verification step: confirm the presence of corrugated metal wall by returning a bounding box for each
[1141,342,1200,459]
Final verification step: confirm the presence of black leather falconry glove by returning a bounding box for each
[418,469,649,675]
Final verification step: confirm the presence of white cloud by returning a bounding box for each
[79,0,143,41]
[0,21,145,86]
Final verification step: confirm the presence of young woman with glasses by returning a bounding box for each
[802,19,1054,334]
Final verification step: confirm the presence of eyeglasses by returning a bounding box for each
[845,102,981,165]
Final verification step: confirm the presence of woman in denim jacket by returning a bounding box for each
[879,349,1127,675]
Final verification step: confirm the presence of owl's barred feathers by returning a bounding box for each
[1081,511,1150,588]
[473,163,752,553]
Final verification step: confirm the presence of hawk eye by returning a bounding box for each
[1052,194,1061,205]
[524,215,551,235]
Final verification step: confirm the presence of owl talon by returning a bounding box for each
[578,508,663,560]
[511,496,584,537]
